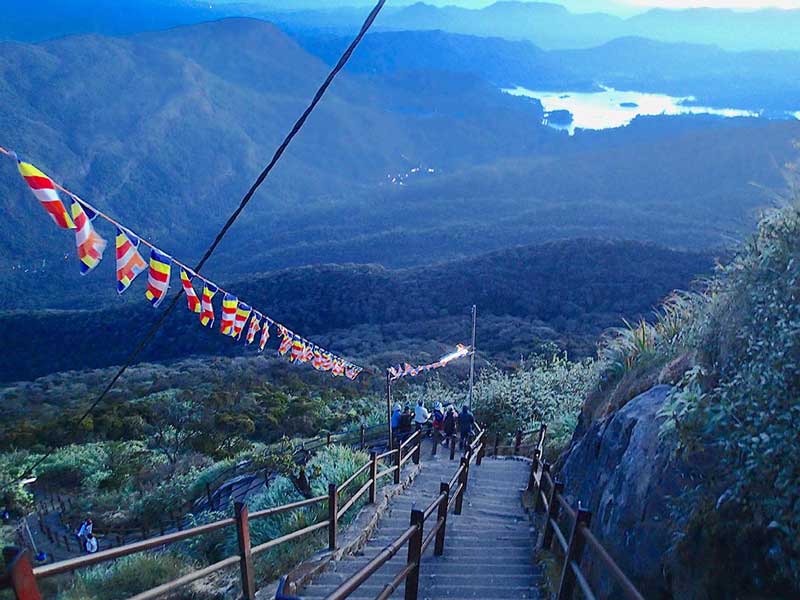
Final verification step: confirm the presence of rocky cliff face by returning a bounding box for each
[557,384,692,600]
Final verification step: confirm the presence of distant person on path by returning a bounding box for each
[443,405,457,446]
[84,532,98,554]
[459,405,475,450]
[414,400,431,433]
[76,518,92,548]
[432,402,444,441]
[399,404,413,440]
[391,403,401,430]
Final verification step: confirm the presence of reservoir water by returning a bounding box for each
[503,85,763,134]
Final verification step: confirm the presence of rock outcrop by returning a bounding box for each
[558,384,690,600]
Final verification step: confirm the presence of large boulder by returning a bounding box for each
[558,384,689,600]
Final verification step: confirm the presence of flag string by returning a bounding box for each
[0,144,362,375]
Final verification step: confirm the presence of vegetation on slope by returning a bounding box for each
[585,197,800,596]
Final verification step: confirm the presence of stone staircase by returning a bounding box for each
[297,441,543,599]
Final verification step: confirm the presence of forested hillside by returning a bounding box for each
[0,239,713,383]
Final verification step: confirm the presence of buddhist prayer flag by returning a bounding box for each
[200,283,218,326]
[313,348,323,370]
[180,268,201,313]
[145,248,172,307]
[345,365,360,381]
[290,336,305,362]
[71,199,107,274]
[278,329,292,356]
[300,341,314,363]
[115,227,146,294]
[245,312,262,345]
[259,318,271,352]
[220,293,237,336]
[17,159,75,229]
[332,360,345,377]
[321,352,334,372]
[233,302,252,340]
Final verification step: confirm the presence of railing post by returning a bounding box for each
[493,433,500,457]
[369,451,378,504]
[455,457,468,515]
[328,483,338,551]
[434,483,450,556]
[432,433,439,456]
[449,436,456,461]
[2,548,42,600]
[404,509,424,600]
[360,424,366,450]
[514,430,522,455]
[234,502,256,600]
[412,435,421,465]
[557,505,592,600]
[527,449,541,492]
[206,482,213,507]
[476,442,485,466]
[537,424,547,451]
[327,432,333,446]
[535,462,551,513]
[541,478,564,550]
[394,447,402,485]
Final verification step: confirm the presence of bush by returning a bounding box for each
[471,354,596,454]
[658,200,800,595]
[58,553,194,600]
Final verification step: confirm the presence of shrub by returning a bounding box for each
[58,553,194,600]
[472,353,596,453]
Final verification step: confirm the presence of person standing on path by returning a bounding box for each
[458,405,475,450]
[414,400,431,433]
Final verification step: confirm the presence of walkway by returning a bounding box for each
[298,441,543,599]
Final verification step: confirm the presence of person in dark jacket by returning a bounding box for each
[458,405,475,450]
[443,405,457,446]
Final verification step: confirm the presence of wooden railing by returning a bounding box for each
[0,431,424,600]
[523,426,645,600]
[301,428,486,600]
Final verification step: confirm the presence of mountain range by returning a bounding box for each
[2,18,797,314]
[4,1,800,52]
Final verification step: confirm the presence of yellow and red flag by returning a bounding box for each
[179,268,202,313]
[17,159,74,229]
[115,227,146,294]
[71,199,106,275]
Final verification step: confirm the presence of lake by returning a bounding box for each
[503,85,763,134]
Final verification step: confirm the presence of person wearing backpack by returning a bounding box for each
[432,402,445,444]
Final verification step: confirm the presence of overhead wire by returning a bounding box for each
[3,0,387,488]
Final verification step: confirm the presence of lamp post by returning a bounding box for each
[386,371,393,450]
[468,304,477,409]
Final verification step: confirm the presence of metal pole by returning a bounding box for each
[386,372,394,450]
[468,304,476,409]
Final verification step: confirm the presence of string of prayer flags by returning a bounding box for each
[3,150,363,380]
[17,158,75,230]
[220,293,237,336]
[200,283,218,326]
[71,199,107,275]
[145,249,172,307]
[180,268,202,313]
[388,344,471,382]
[115,227,146,294]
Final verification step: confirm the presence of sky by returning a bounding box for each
[267,0,800,9]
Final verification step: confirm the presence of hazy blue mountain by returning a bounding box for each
[381,1,800,51]
[299,30,800,113]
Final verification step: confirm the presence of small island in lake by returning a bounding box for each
[546,109,573,125]
[620,101,639,108]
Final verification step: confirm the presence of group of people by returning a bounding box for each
[76,518,98,553]
[391,400,476,450]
